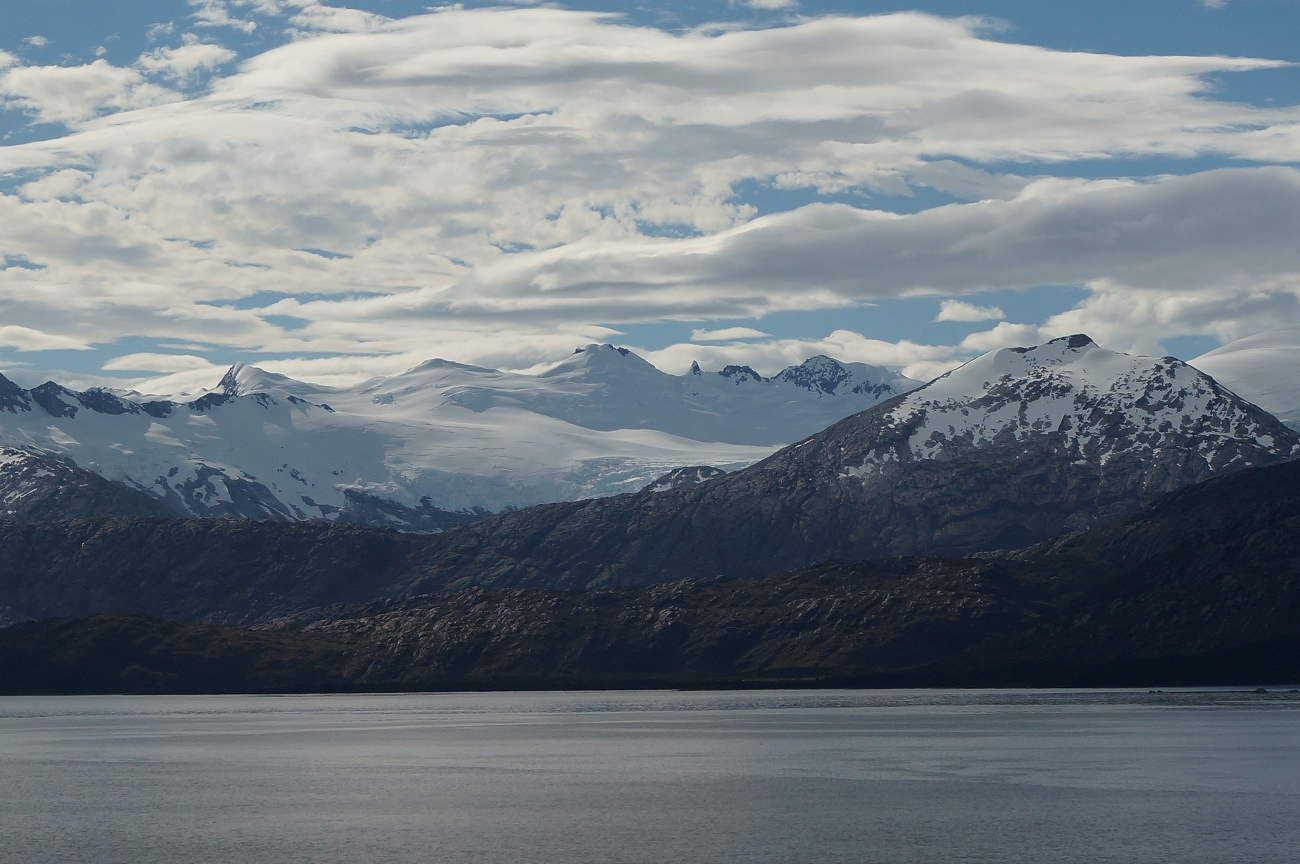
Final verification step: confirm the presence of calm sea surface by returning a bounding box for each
[0,689,1296,863]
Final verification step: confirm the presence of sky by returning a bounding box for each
[0,0,1298,395]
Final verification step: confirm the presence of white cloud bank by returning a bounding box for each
[936,300,1005,322]
[691,327,771,342]
[136,40,238,84]
[0,6,1298,386]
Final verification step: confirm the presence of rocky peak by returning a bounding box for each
[718,365,765,385]
[29,383,80,419]
[777,355,852,395]
[541,344,659,380]
[410,358,498,375]
[0,445,173,521]
[188,363,308,412]
[221,363,303,396]
[218,364,244,396]
[384,336,1300,593]
[835,334,1299,477]
[0,374,31,414]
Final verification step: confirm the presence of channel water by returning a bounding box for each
[0,689,1296,863]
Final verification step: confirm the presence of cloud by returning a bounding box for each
[288,3,391,33]
[740,0,799,9]
[102,352,221,372]
[190,1,259,33]
[1199,0,1227,8]
[691,327,770,342]
[136,41,238,84]
[408,168,1300,321]
[0,326,91,352]
[95,353,229,396]
[23,36,48,48]
[147,22,177,41]
[0,7,1296,382]
[936,299,1005,322]
[0,59,179,125]
[958,322,1042,353]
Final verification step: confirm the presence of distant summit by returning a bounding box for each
[0,346,919,526]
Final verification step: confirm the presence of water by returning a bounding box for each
[0,689,1296,863]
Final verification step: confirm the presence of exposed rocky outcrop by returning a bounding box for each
[642,465,726,493]
[269,559,1052,687]
[272,461,1300,687]
[1,458,1298,694]
[0,446,174,521]
[336,489,488,533]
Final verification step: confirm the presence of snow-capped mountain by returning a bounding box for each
[0,446,170,521]
[841,333,1294,477]
[0,346,918,527]
[395,335,1300,592]
[354,344,918,445]
[1191,325,1300,431]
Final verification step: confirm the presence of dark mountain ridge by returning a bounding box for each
[0,456,1297,642]
[0,335,1297,628]
[0,518,428,626]
[2,459,1298,693]
[273,458,1300,688]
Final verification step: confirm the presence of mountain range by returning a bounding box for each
[384,334,1299,592]
[0,346,917,528]
[4,456,1297,693]
[1,331,1297,693]
[0,333,1293,624]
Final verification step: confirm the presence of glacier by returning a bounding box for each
[0,345,919,526]
[1191,325,1300,431]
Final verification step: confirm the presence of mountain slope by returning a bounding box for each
[0,519,429,627]
[0,446,173,521]
[1192,325,1300,430]
[0,613,351,695]
[295,456,1300,687]
[1002,457,1300,662]
[0,347,916,524]
[505,345,918,443]
[4,459,1300,692]
[392,335,1300,592]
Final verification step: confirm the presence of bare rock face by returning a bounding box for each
[642,466,726,493]
[0,446,173,522]
[396,336,1300,593]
